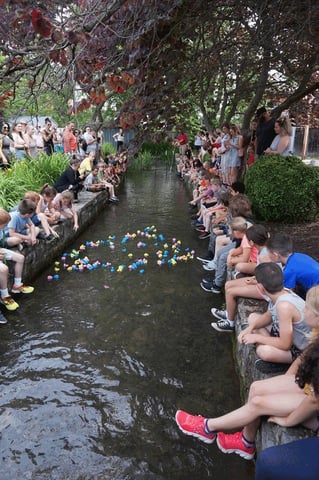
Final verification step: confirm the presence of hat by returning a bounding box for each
[256,106,267,117]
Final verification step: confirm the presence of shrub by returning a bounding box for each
[0,152,69,210]
[101,142,116,156]
[129,151,153,171]
[141,141,175,164]
[244,155,319,223]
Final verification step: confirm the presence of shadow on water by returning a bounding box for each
[0,166,254,479]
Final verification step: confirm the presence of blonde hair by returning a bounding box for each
[306,286,319,316]
[0,208,10,224]
[276,116,292,136]
[24,191,40,204]
[60,190,74,204]
[230,216,248,233]
[210,175,222,186]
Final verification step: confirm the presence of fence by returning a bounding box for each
[292,127,319,159]
[102,128,135,150]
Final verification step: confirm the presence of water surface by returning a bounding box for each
[0,166,254,479]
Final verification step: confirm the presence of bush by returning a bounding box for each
[129,151,153,171]
[101,142,116,156]
[141,141,175,164]
[244,155,319,223]
[0,152,69,210]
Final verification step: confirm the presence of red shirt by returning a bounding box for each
[63,131,77,153]
[177,133,188,145]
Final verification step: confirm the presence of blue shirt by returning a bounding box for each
[284,253,319,291]
[7,211,32,235]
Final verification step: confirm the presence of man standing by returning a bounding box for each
[63,121,77,155]
[83,127,97,155]
[176,130,188,155]
[255,106,276,158]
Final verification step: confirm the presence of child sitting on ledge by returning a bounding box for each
[0,207,34,314]
[53,190,79,231]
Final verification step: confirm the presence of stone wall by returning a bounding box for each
[235,297,311,452]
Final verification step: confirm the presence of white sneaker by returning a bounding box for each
[203,260,217,271]
[196,256,211,264]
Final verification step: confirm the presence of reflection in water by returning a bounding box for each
[0,166,254,479]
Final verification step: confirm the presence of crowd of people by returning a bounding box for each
[174,108,319,479]
[0,118,127,165]
[175,107,293,186]
[0,119,128,326]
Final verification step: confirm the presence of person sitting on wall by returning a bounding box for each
[175,284,319,462]
[55,157,85,202]
[237,262,311,374]
[84,166,119,202]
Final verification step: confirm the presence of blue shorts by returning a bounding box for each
[31,214,41,226]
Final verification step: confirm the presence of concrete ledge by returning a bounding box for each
[21,190,111,281]
[235,297,311,451]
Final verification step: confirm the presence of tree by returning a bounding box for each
[0,0,318,145]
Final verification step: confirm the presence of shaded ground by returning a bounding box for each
[266,221,319,260]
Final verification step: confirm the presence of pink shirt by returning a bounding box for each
[241,234,258,263]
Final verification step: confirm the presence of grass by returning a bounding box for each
[0,152,69,210]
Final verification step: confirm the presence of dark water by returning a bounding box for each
[0,166,254,479]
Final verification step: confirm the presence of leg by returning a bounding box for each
[214,235,230,257]
[256,344,293,364]
[214,242,235,287]
[0,257,19,310]
[208,386,304,434]
[225,280,262,322]
[176,377,305,447]
[207,232,217,258]
[0,261,9,290]
[6,250,34,294]
[9,250,25,278]
[235,262,256,275]
[37,212,53,236]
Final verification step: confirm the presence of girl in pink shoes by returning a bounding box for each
[175,284,319,461]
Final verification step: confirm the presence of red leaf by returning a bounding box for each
[31,9,52,38]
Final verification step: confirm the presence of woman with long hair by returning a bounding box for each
[264,116,292,156]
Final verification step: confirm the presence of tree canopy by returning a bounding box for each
[0,0,319,140]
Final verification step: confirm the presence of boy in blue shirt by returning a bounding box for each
[0,207,34,315]
[7,198,40,248]
[266,233,319,299]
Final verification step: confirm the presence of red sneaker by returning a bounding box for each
[175,410,216,444]
[217,431,256,460]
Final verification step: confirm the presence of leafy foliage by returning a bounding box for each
[245,155,319,223]
[0,1,319,137]
[0,153,69,210]
[129,151,153,172]
[101,142,116,157]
